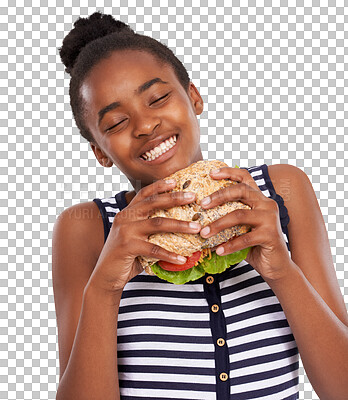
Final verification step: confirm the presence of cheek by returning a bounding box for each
[107,138,132,160]
[168,101,187,119]
[169,101,198,133]
[169,94,193,117]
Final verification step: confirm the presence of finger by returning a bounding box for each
[209,166,261,191]
[135,238,189,265]
[131,178,178,206]
[119,189,196,221]
[200,182,264,210]
[214,229,263,256]
[139,216,202,237]
[141,190,197,218]
[200,208,263,238]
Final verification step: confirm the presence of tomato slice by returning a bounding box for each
[158,251,202,272]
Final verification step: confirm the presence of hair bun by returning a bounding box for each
[59,11,134,74]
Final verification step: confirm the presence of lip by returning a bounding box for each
[138,134,179,165]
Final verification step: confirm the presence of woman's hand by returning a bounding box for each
[87,179,202,294]
[199,166,292,281]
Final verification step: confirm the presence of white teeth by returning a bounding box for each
[141,135,177,161]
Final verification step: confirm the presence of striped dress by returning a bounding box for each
[93,163,299,400]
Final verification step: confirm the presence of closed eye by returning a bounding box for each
[105,120,126,132]
[151,93,170,104]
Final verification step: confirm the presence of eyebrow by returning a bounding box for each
[97,77,169,126]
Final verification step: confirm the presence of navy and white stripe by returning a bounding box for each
[93,163,299,400]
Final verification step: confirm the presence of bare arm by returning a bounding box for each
[266,260,348,400]
[267,164,348,400]
[53,202,121,400]
[56,285,122,400]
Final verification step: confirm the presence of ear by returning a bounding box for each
[89,142,113,168]
[187,81,204,116]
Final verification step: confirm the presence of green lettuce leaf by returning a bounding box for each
[150,262,206,285]
[150,246,251,285]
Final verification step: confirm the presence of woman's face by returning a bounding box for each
[81,49,204,192]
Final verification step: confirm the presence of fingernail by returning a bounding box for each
[177,256,187,263]
[201,196,211,206]
[184,192,195,199]
[210,168,220,174]
[189,222,201,229]
[216,246,224,255]
[200,226,210,236]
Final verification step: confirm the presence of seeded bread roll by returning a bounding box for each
[137,160,251,276]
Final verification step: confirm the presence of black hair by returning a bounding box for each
[58,11,191,143]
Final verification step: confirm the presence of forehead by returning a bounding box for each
[81,50,178,107]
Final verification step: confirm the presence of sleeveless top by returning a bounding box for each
[93,164,299,400]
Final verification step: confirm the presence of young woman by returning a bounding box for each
[53,12,348,400]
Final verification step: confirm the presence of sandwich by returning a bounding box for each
[137,160,252,284]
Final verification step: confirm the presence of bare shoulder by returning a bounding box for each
[52,201,105,292]
[267,163,318,227]
[55,201,104,258]
[267,163,309,201]
[267,162,319,240]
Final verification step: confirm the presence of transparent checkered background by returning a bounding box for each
[1,0,347,399]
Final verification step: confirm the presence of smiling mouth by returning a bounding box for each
[139,134,178,162]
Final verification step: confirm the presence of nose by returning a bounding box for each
[133,114,161,137]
